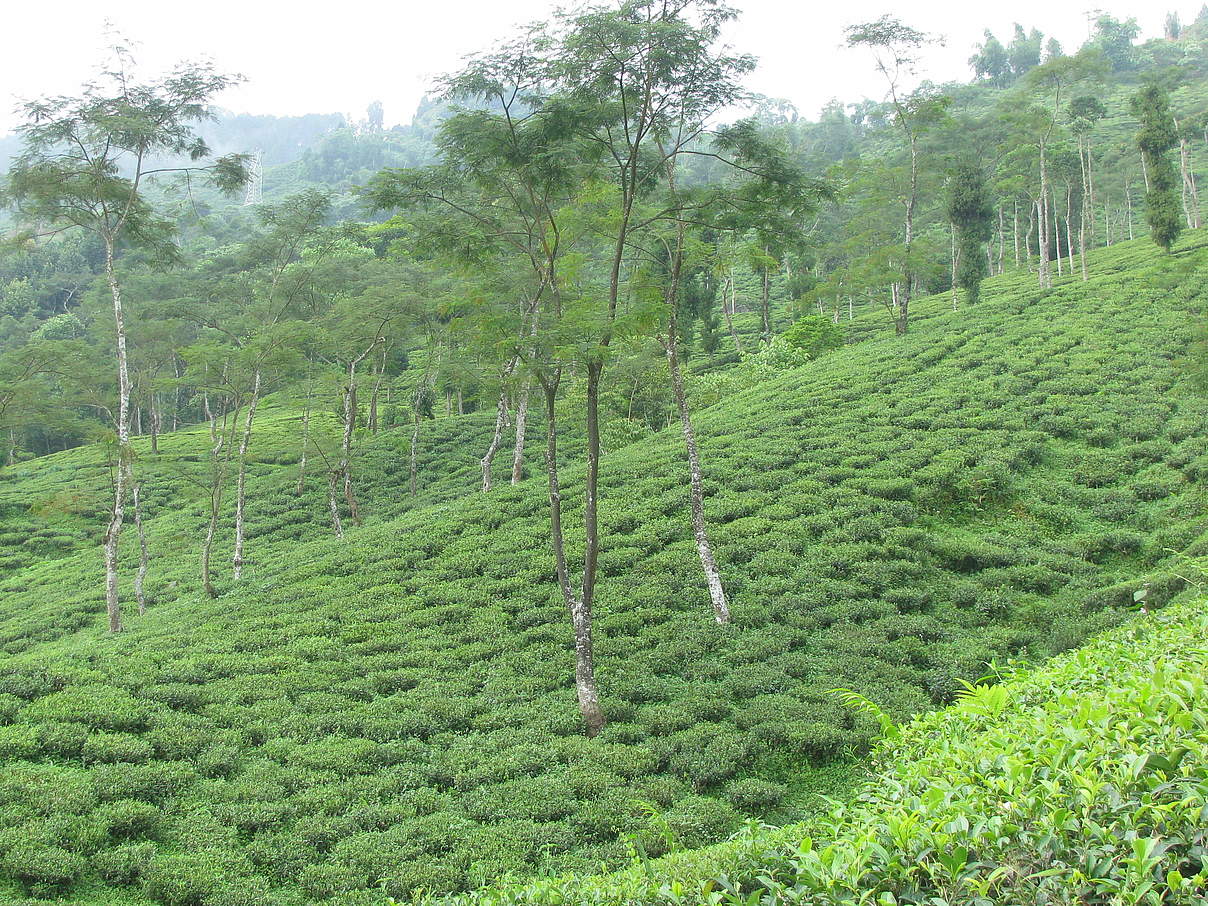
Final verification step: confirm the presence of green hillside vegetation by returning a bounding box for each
[0,236,1205,904]
[423,589,1208,906]
[3,5,1208,906]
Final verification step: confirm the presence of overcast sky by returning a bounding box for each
[0,0,1198,134]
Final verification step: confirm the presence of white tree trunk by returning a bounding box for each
[510,380,530,485]
[295,386,311,496]
[232,369,261,581]
[540,374,604,736]
[482,357,518,492]
[668,338,728,623]
[103,240,130,633]
[327,471,344,539]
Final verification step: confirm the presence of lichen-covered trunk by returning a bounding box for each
[295,389,311,496]
[1012,199,1020,268]
[232,370,261,581]
[202,409,231,599]
[950,225,959,309]
[368,345,386,434]
[1180,137,1201,228]
[510,381,529,485]
[150,394,160,455]
[1038,149,1051,288]
[327,470,344,539]
[481,356,518,492]
[664,226,729,624]
[340,378,360,527]
[1053,189,1064,278]
[759,258,771,343]
[103,240,130,633]
[541,374,603,736]
[409,415,420,497]
[896,132,919,335]
[722,271,743,355]
[481,386,509,493]
[1065,187,1075,266]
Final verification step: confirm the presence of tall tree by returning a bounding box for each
[945,158,994,304]
[4,42,247,631]
[845,16,945,333]
[1069,95,1107,279]
[552,0,754,730]
[970,31,1010,87]
[1131,81,1183,252]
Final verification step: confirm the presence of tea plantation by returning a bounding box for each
[424,591,1208,905]
[1,236,1207,905]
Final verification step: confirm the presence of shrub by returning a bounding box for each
[141,851,220,906]
[781,316,844,359]
[92,842,156,884]
[723,778,789,812]
[82,731,154,764]
[0,724,38,760]
[99,799,162,840]
[2,844,85,891]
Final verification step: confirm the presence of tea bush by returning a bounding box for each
[422,597,1208,905]
[0,237,1206,903]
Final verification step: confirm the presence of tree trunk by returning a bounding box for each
[541,372,603,737]
[409,414,421,497]
[296,381,312,496]
[665,222,729,624]
[721,271,743,355]
[759,258,771,343]
[232,370,261,581]
[340,345,375,529]
[172,356,181,432]
[950,224,959,309]
[1087,192,1096,280]
[1013,199,1021,268]
[481,386,510,493]
[482,355,519,493]
[1053,188,1064,278]
[327,470,344,539]
[510,379,530,485]
[582,361,603,626]
[150,394,160,455]
[1038,149,1051,288]
[897,131,919,334]
[1025,201,1035,269]
[1086,136,1097,243]
[997,205,1005,274]
[1180,134,1201,228]
[103,239,130,633]
[368,343,386,434]
[1065,186,1075,266]
[132,480,149,616]
[202,405,233,599]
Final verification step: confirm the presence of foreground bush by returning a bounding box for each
[418,597,1208,904]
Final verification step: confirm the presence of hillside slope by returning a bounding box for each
[0,237,1206,905]
[426,592,1208,905]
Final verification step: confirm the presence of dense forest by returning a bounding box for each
[0,3,1207,905]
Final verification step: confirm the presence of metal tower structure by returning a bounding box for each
[242,150,263,206]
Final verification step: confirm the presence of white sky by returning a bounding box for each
[0,0,1197,134]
